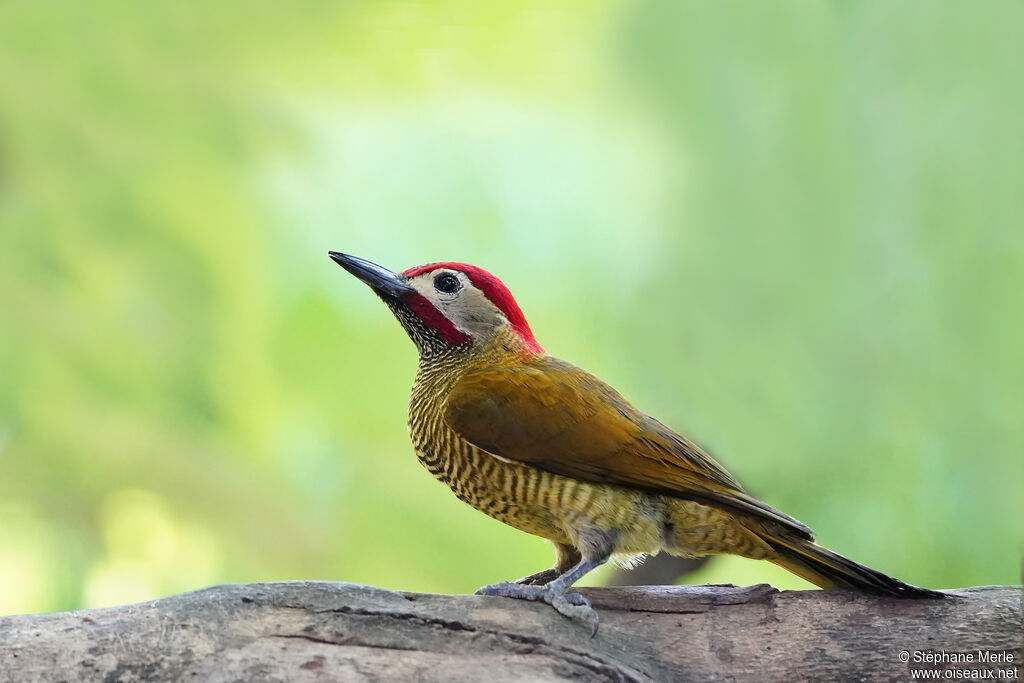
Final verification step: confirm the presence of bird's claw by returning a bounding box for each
[475,582,599,635]
[475,581,546,600]
[551,593,599,637]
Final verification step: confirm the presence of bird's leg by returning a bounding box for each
[514,543,581,586]
[513,567,560,586]
[476,554,607,635]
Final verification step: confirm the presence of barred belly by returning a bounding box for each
[406,347,769,564]
[410,407,669,558]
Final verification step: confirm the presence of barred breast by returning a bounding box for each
[406,349,673,556]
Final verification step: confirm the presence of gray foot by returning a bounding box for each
[475,582,599,635]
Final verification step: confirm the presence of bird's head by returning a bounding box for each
[329,252,543,357]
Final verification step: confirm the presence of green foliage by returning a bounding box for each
[1,0,1021,614]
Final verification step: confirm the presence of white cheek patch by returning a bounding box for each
[443,289,507,339]
[408,273,508,341]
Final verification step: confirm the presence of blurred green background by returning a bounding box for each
[1,1,1021,616]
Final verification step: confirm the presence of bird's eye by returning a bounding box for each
[434,272,461,294]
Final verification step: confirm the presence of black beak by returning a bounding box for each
[329,252,415,300]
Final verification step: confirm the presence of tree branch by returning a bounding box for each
[0,582,1020,682]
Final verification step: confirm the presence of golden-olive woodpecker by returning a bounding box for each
[329,252,943,629]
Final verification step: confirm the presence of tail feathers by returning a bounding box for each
[766,536,945,599]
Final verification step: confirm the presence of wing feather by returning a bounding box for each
[445,356,813,539]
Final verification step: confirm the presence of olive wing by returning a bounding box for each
[444,356,813,539]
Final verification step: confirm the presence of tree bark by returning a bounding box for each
[0,582,1019,682]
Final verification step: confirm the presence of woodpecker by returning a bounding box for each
[329,252,944,630]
